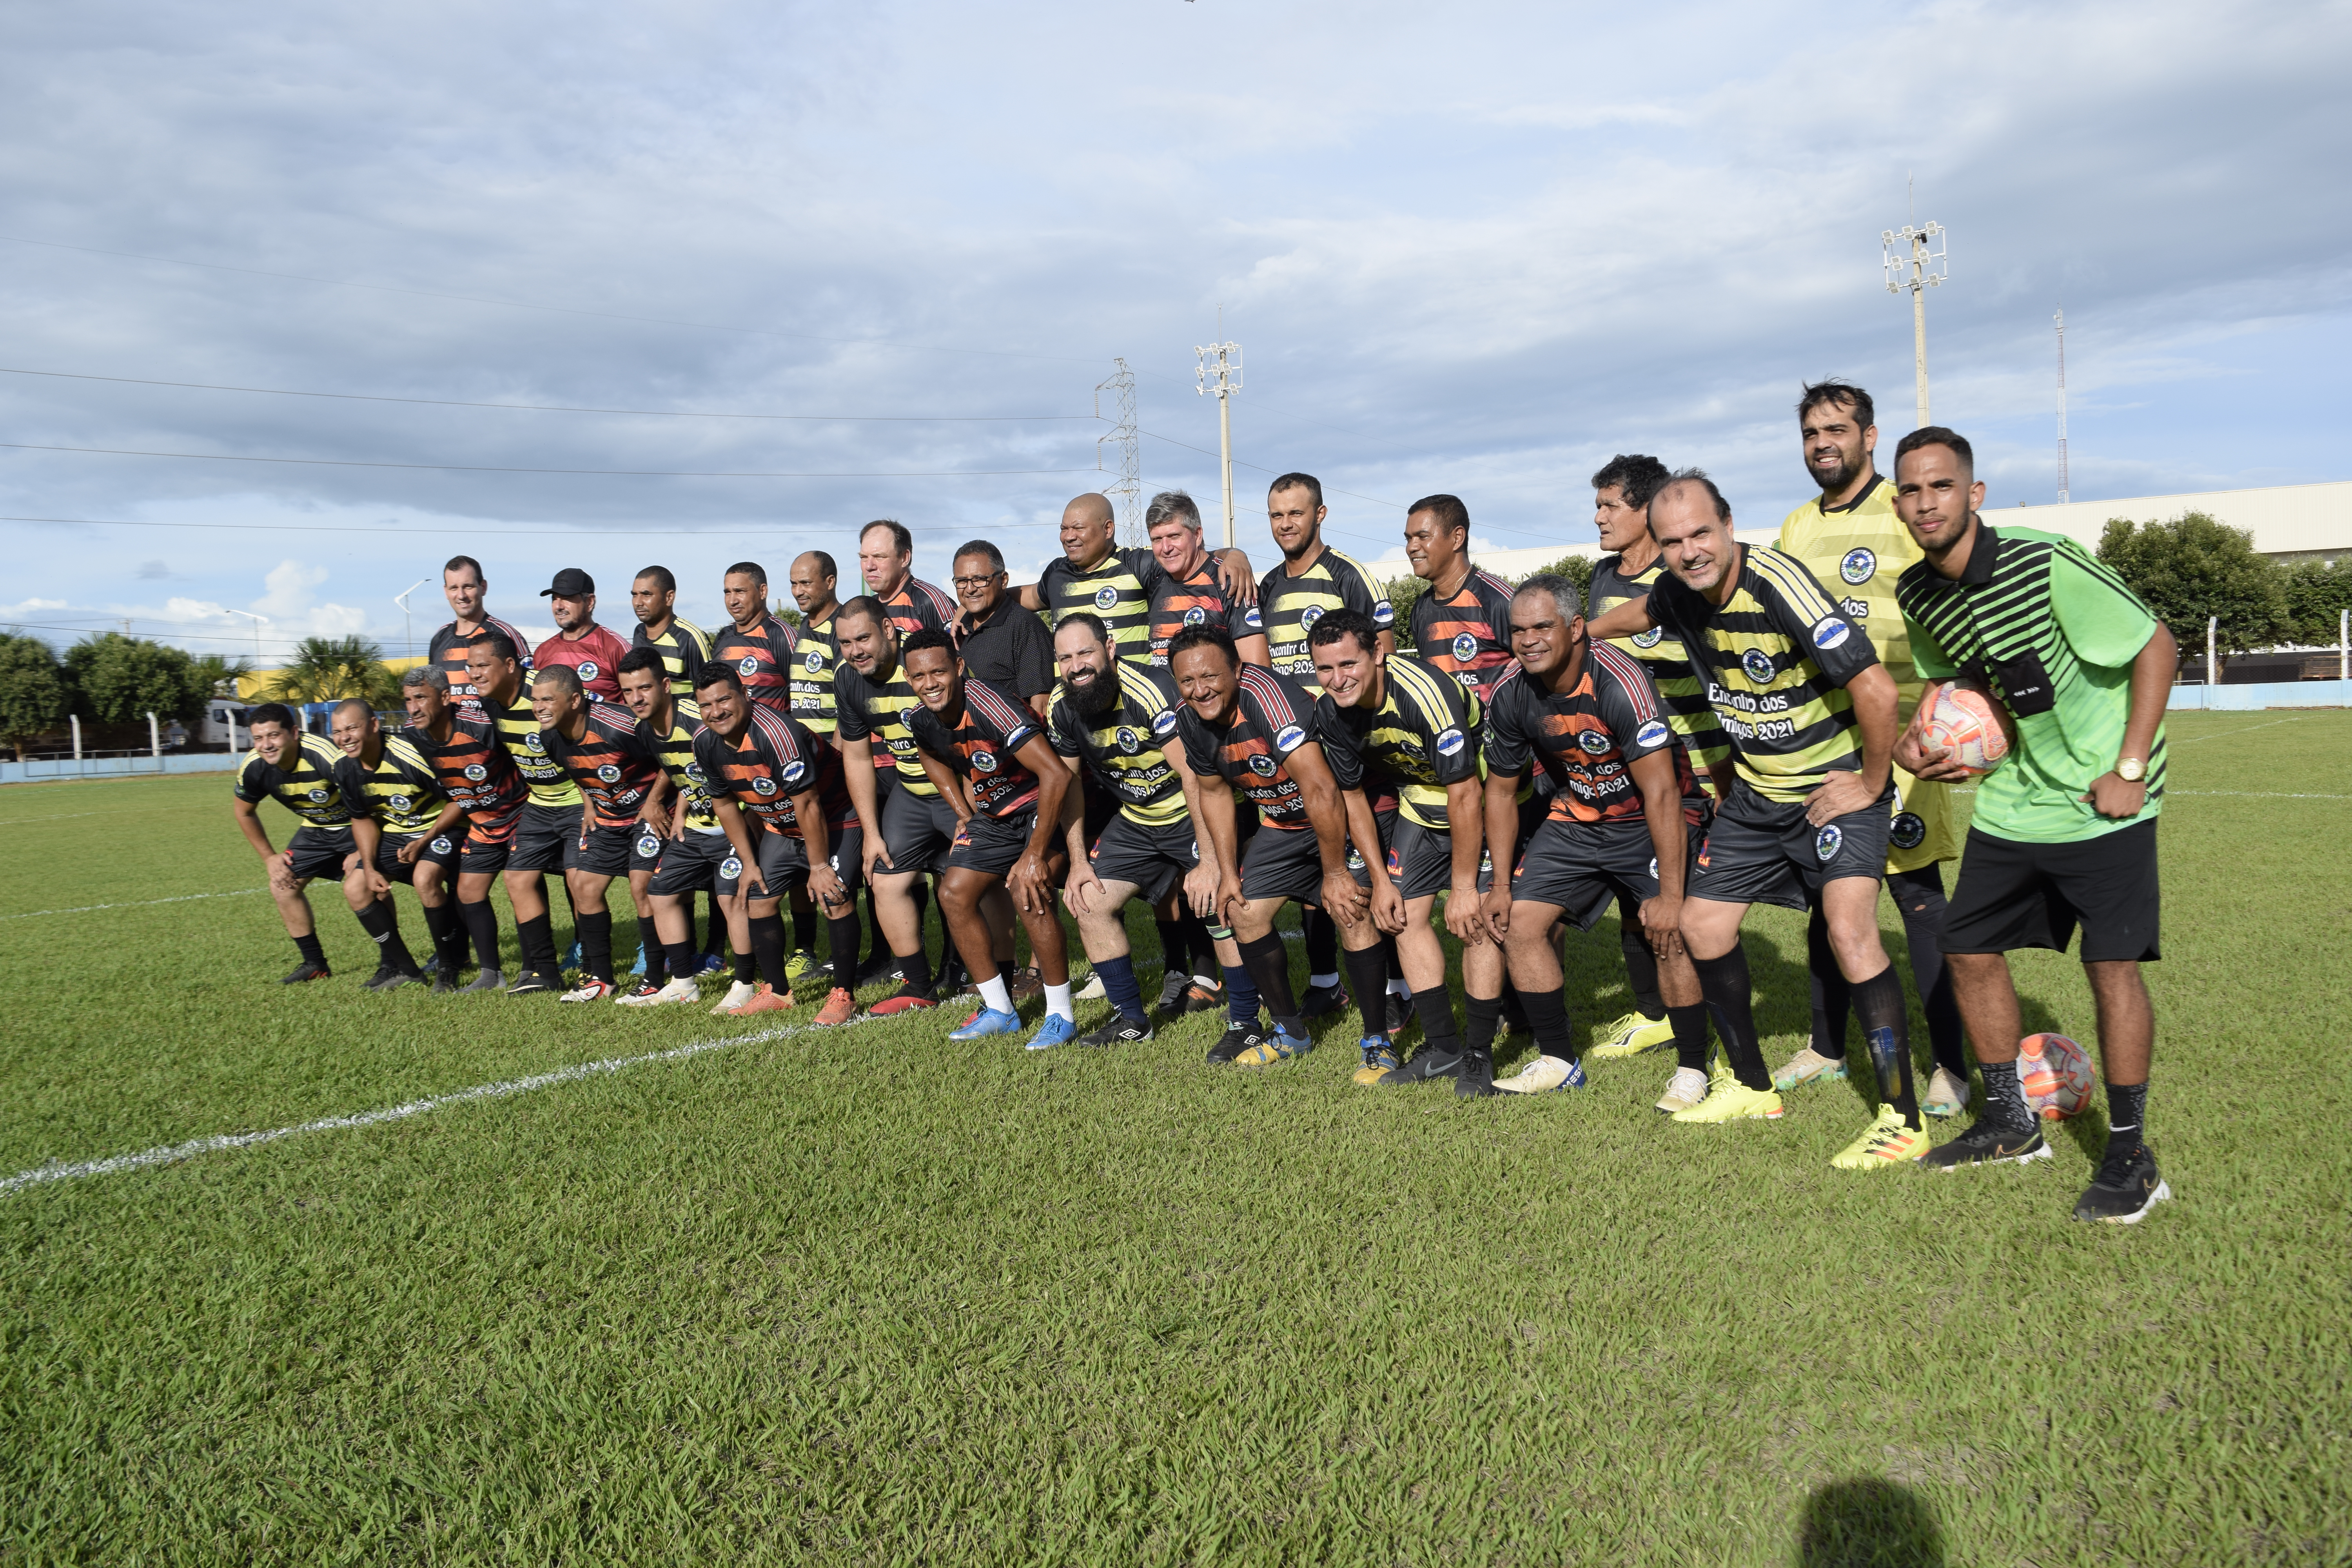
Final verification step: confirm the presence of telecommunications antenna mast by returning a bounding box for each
[2054,309,2070,504]
[1094,358,1141,544]
[1196,314,1243,549]
[1882,174,1947,428]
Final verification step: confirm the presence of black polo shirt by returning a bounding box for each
[953,595,1054,705]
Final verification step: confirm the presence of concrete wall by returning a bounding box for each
[1,752,243,786]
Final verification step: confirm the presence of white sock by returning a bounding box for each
[977,973,1013,1013]
[1310,971,1339,989]
[1045,982,1074,1020]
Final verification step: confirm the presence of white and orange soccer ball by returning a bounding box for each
[1923,679,2015,774]
[2016,1033,2096,1120]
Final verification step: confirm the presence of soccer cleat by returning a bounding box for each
[628,947,648,978]
[1773,1046,1850,1091]
[642,976,700,1006]
[1916,1118,2051,1171]
[376,969,422,993]
[1078,1013,1154,1049]
[1671,1079,1786,1123]
[708,979,758,1015]
[1923,1066,1973,1119]
[1655,1066,1712,1115]
[696,951,728,976]
[1385,993,1413,1036]
[1024,1014,1079,1051]
[949,1006,1023,1041]
[505,971,558,996]
[1352,1039,1401,1085]
[1005,965,1045,1001]
[854,951,901,986]
[1233,1027,1312,1067]
[1156,971,1189,1011]
[461,967,505,993]
[784,947,821,984]
[561,940,583,973]
[280,960,332,984]
[1388,1045,1469,1086]
[430,971,463,995]
[361,964,403,992]
[1493,1054,1586,1094]
[866,984,940,1016]
[612,980,666,1007]
[560,977,616,1004]
[1590,1010,1675,1059]
[811,987,861,1027]
[1300,982,1349,1019]
[1829,1105,1931,1170]
[734,982,795,1016]
[1206,1025,1263,1065]
[2073,1142,2171,1224]
[1455,1048,1499,1098]
[421,952,441,976]
[1073,971,1107,1001]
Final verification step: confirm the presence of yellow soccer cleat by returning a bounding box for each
[1589,1010,1675,1059]
[783,948,822,985]
[1829,1104,1931,1170]
[1351,1039,1400,1085]
[1671,1078,1785,1123]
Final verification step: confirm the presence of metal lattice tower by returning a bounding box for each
[1882,176,1948,428]
[2055,309,2070,503]
[1095,358,1141,544]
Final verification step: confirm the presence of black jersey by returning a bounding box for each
[1258,545,1394,692]
[834,653,938,799]
[537,699,668,828]
[1048,662,1189,828]
[1408,566,1517,697]
[407,711,530,828]
[1588,553,1729,771]
[1036,546,1171,664]
[710,612,797,713]
[233,732,352,828]
[1176,666,1322,831]
[1484,647,1703,829]
[786,609,843,735]
[332,733,446,835]
[630,616,713,703]
[1314,654,1481,831]
[426,614,535,713]
[477,690,585,809]
[693,705,853,840]
[1147,559,1260,666]
[909,679,1046,820]
[875,577,957,641]
[636,697,719,830]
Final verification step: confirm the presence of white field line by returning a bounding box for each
[2171,716,2303,743]
[0,811,102,826]
[1,1016,871,1198]
[2167,789,2350,800]
[0,888,263,920]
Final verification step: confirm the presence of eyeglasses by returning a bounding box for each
[952,573,1003,590]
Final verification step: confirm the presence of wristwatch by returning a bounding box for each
[2116,755,2146,783]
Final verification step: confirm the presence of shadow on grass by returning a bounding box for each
[1794,1477,1946,1567]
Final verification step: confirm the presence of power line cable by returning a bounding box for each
[0,442,1096,480]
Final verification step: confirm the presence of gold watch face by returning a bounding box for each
[2117,757,2145,782]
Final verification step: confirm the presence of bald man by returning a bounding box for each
[1017,492,1256,666]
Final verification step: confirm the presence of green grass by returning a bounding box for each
[2,710,2347,1565]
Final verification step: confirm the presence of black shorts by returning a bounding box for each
[628,822,669,879]
[375,829,464,880]
[511,801,584,874]
[1385,815,1497,900]
[1345,807,1398,891]
[949,810,1045,878]
[285,825,357,883]
[575,821,639,878]
[1513,815,1704,932]
[1241,823,1326,906]
[1944,819,2161,964]
[1081,774,1120,846]
[747,828,814,900]
[1689,780,1890,912]
[878,786,958,877]
[1087,813,1200,905]
[647,828,743,898]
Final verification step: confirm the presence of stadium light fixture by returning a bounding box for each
[1196,318,1243,550]
[1882,180,1948,429]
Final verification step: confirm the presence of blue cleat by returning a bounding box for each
[1024,1013,1080,1052]
[697,951,727,976]
[628,946,648,977]
[561,940,583,973]
[1234,1025,1313,1068]
[948,1006,1023,1041]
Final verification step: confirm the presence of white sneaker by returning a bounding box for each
[1073,971,1107,1001]
[1494,1054,1576,1094]
[646,976,700,1007]
[709,979,757,1015]
[559,978,614,1004]
[1655,1066,1711,1115]
[1923,1065,1973,1118]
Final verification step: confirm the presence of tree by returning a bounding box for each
[266,635,401,709]
[1385,551,1597,651]
[62,633,207,726]
[188,652,251,703]
[0,633,67,759]
[2282,559,2352,649]
[2096,512,2288,665]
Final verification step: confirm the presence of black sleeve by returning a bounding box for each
[1313,695,1365,790]
[1755,554,1880,689]
[1481,677,1532,776]
[232,753,272,805]
[1126,547,1173,599]
[332,756,376,819]
[833,669,872,742]
[1408,674,1478,787]
[1013,611,1054,700]
[907,704,957,768]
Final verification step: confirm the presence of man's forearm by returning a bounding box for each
[1446,779,1483,887]
[1483,774,1523,879]
[1849,666,1897,794]
[2122,624,2177,762]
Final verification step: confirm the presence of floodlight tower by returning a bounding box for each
[1881,182,1948,428]
[2054,309,2070,504]
[1094,358,1141,544]
[1196,332,1243,548]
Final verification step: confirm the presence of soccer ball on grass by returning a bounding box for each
[2016,1033,2096,1120]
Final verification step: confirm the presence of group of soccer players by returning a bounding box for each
[229,379,2174,1224]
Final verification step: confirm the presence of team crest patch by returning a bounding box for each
[1116,726,1142,755]
[307,786,328,801]
[1298,606,1324,635]
[1452,632,1480,663]
[388,793,412,813]
[1151,709,1179,737]
[1346,846,1364,869]
[525,732,544,753]
[804,651,824,673]
[782,759,807,786]
[752,776,777,795]
[971,750,999,772]
[1634,720,1670,750]
[738,655,759,677]
[1372,600,1395,626]
[1740,648,1776,684]
[1434,727,1465,757]
[637,831,661,857]
[720,856,743,880]
[428,836,453,857]
[1248,753,1277,777]
[597,763,622,783]
[1633,627,1664,649]
[1243,606,1262,630]
[1093,585,1121,611]
[1889,811,1927,850]
[1183,606,1207,627]
[1811,617,1851,652]
[1648,857,1659,879]
[685,762,706,783]
[1578,730,1612,755]
[464,763,487,781]
[1840,548,1877,586]
[1273,724,1305,753]
[1815,824,1844,862]
[579,661,600,681]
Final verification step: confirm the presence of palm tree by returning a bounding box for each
[267,635,401,709]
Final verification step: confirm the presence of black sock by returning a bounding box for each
[2106,1081,2149,1152]
[517,913,557,977]
[1518,985,1575,1062]
[1668,1002,1713,1072]
[1463,993,1503,1054]
[1850,963,1921,1128]
[1981,1057,2034,1134]
[356,897,421,973]
[734,949,757,985]
[828,913,863,991]
[666,940,699,982]
[704,891,727,956]
[1183,914,1220,981]
[642,933,668,988]
[1619,896,1665,1018]
[1412,986,1464,1056]
[748,912,788,990]
[1154,919,1186,980]
[577,909,614,984]
[790,897,816,955]
[1237,932,1302,1035]
[1890,866,1968,1079]
[458,899,501,970]
[294,931,327,968]
[1691,945,1770,1091]
[420,902,463,968]
[1344,945,1391,1039]
[1305,906,1338,983]
[1807,902,1850,1060]
[897,938,933,995]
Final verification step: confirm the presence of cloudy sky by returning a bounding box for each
[3,0,2347,660]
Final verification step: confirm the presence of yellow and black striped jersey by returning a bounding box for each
[1647,545,1880,804]
[233,731,353,828]
[479,693,585,809]
[1036,546,1172,664]
[1778,473,1925,710]
[787,610,842,734]
[1259,545,1395,692]
[630,616,713,703]
[834,655,939,799]
[1314,654,1480,830]
[1047,662,1190,828]
[1588,552,1730,773]
[635,696,720,830]
[332,733,446,834]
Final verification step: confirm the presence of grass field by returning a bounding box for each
[2,708,2347,1565]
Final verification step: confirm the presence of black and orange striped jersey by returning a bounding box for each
[834,654,938,799]
[539,699,667,828]
[332,733,445,835]
[426,615,535,713]
[1588,553,1730,773]
[477,691,585,809]
[635,697,719,830]
[233,732,353,828]
[1048,662,1189,828]
[1259,546,1394,693]
[909,679,1047,820]
[710,612,797,713]
[629,616,713,702]
[1408,567,1517,697]
[876,577,956,641]
[693,706,854,840]
[1315,655,1481,831]
[408,712,529,838]
[1037,546,1172,664]
[1485,648,1702,827]
[1148,559,1260,666]
[1176,666,1321,831]
[786,610,842,734]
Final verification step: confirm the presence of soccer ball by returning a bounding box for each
[2016,1033,2095,1120]
[1923,679,2014,774]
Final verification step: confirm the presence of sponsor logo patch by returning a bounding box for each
[1740,648,1776,684]
[804,651,824,673]
[720,856,743,879]
[525,732,544,753]
[637,831,661,857]
[578,661,600,681]
[1242,606,1262,630]
[684,762,706,783]
[1839,547,1877,586]
[1372,600,1395,626]
[307,786,328,802]
[1346,846,1364,869]
[1150,709,1179,737]
[1248,753,1278,777]
[1299,605,1324,632]
[430,836,453,855]
[1634,719,1670,750]
[1451,632,1480,663]
[1273,724,1305,753]
[1648,857,1659,879]
[1182,606,1206,627]
[781,759,807,786]
[1889,811,1927,850]
[1815,824,1844,862]
[1811,617,1851,652]
[1434,727,1465,757]
[388,793,412,813]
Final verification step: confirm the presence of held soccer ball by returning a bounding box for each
[2016,1033,2096,1120]
[1923,679,2015,774]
